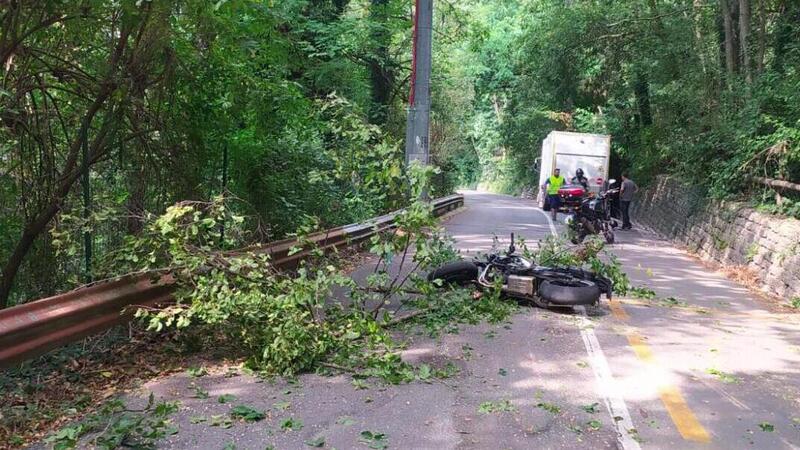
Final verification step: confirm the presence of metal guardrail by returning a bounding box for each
[0,194,463,369]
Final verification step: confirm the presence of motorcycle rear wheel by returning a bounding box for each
[570,230,586,244]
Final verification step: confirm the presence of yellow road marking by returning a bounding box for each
[609,299,630,321]
[615,304,712,443]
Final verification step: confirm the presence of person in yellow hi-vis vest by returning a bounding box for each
[542,168,565,221]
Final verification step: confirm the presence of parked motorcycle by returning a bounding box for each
[566,181,619,244]
[541,183,586,212]
[427,234,612,308]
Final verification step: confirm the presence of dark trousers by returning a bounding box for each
[621,200,632,228]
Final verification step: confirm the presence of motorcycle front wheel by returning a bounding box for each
[538,278,601,306]
[427,261,479,286]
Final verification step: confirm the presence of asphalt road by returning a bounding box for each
[73,191,800,449]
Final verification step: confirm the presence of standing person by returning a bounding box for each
[542,168,565,221]
[619,172,638,230]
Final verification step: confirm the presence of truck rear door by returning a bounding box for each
[555,154,607,192]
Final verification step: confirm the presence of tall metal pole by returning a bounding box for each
[405,0,433,169]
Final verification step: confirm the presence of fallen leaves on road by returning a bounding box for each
[478,400,517,414]
[186,366,208,377]
[586,419,602,431]
[0,324,243,449]
[581,402,600,413]
[217,394,237,404]
[359,430,389,449]
[280,417,303,432]
[535,402,561,414]
[230,405,266,422]
[706,368,740,384]
[304,436,326,447]
[336,416,356,426]
[759,422,775,432]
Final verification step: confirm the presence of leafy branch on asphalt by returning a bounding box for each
[43,393,178,450]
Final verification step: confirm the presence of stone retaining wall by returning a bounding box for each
[631,175,800,302]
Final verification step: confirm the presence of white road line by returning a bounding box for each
[537,209,641,450]
[575,308,642,450]
[542,210,558,237]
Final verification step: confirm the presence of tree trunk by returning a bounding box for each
[0,21,132,308]
[0,165,84,307]
[738,0,752,82]
[755,0,766,73]
[368,0,393,125]
[720,0,739,76]
[772,1,800,74]
[693,0,708,74]
[634,70,652,127]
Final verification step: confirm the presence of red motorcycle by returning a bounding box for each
[542,183,587,212]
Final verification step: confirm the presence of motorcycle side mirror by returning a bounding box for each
[508,233,516,255]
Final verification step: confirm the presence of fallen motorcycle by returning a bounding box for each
[566,183,619,244]
[427,234,612,308]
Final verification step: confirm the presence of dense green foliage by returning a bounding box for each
[436,0,800,203]
[123,167,506,376]
[3,0,800,307]
[0,0,453,307]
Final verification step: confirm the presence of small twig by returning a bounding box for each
[384,310,426,327]
[358,286,425,295]
[319,362,358,373]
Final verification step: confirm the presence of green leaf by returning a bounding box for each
[209,415,233,429]
[280,417,303,431]
[217,394,237,404]
[186,367,207,377]
[478,400,517,414]
[273,401,291,410]
[536,402,560,414]
[417,364,432,380]
[191,386,209,399]
[351,379,369,390]
[359,430,388,449]
[586,420,602,431]
[304,436,325,447]
[706,368,739,384]
[759,422,775,432]
[581,402,600,413]
[230,405,266,422]
[336,416,356,426]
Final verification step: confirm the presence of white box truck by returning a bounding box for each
[536,131,611,207]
